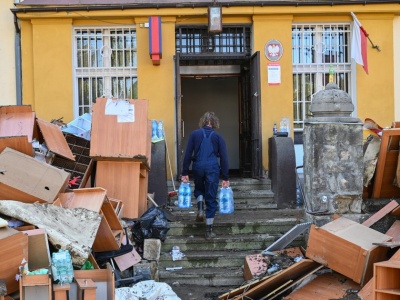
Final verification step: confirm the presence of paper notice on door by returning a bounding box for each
[117,104,135,123]
[105,99,131,115]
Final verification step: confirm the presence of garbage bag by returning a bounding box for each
[132,207,170,243]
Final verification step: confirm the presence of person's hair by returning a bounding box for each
[199,111,220,129]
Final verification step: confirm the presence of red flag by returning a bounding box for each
[351,12,368,74]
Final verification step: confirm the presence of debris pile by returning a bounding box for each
[0,101,178,300]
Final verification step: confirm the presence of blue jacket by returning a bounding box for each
[182,126,229,180]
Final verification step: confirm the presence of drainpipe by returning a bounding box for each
[13,14,22,105]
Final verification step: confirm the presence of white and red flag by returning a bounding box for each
[351,12,369,74]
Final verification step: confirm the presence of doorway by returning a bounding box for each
[181,76,240,173]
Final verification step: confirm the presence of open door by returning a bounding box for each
[239,51,263,178]
[250,51,263,178]
[175,53,183,180]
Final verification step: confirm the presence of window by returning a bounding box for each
[292,24,351,132]
[73,27,138,116]
[176,26,251,55]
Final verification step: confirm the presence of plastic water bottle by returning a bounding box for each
[219,187,234,214]
[178,182,191,208]
[296,187,301,206]
[157,120,164,140]
[151,120,158,142]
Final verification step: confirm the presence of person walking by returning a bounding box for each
[181,112,230,239]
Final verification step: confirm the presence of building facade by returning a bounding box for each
[11,0,400,178]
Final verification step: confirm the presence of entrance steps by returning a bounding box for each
[158,178,306,293]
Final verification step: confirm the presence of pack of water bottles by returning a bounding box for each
[219,187,234,214]
[178,182,192,208]
[51,249,74,284]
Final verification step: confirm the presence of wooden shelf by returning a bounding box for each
[374,261,400,300]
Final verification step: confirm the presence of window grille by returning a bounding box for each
[73,27,138,116]
[176,26,251,56]
[292,24,351,132]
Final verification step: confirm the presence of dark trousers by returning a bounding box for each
[192,162,220,218]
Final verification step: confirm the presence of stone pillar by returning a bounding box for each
[303,83,363,220]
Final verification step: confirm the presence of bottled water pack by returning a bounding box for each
[178,182,192,208]
[51,249,74,284]
[219,187,234,214]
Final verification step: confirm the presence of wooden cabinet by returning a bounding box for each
[374,261,400,300]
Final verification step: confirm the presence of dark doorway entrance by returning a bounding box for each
[175,55,262,179]
[174,25,262,179]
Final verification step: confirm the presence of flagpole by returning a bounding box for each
[351,12,381,52]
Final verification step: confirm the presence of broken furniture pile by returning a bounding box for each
[219,200,400,300]
[0,100,159,300]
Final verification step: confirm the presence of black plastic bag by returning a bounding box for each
[132,207,170,243]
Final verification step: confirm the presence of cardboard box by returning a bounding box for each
[306,217,391,286]
[0,147,70,203]
[19,229,52,300]
[0,227,29,295]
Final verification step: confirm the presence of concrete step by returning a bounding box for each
[159,267,245,287]
[161,233,275,252]
[159,249,260,269]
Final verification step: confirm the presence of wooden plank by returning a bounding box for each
[95,161,145,219]
[282,272,361,300]
[386,220,400,242]
[372,128,400,198]
[362,200,399,227]
[0,136,32,157]
[305,217,391,286]
[90,98,150,162]
[66,188,106,212]
[0,109,35,142]
[0,227,29,294]
[36,118,75,161]
[229,259,321,300]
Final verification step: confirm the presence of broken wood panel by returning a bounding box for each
[372,128,400,198]
[0,227,29,295]
[0,136,33,157]
[95,161,146,219]
[305,217,391,286]
[0,147,70,203]
[65,188,106,212]
[386,220,400,242]
[358,223,400,300]
[0,109,35,142]
[282,271,361,300]
[230,259,322,300]
[90,98,150,161]
[362,199,399,227]
[36,118,75,161]
[61,188,122,252]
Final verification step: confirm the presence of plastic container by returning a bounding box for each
[178,182,192,208]
[219,187,234,214]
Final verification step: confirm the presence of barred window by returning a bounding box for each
[292,24,351,132]
[73,27,138,116]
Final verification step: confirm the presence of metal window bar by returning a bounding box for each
[74,27,137,116]
[176,26,251,55]
[292,23,351,131]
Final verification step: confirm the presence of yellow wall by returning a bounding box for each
[15,4,400,175]
[0,0,17,105]
[395,16,400,121]
[253,15,294,168]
